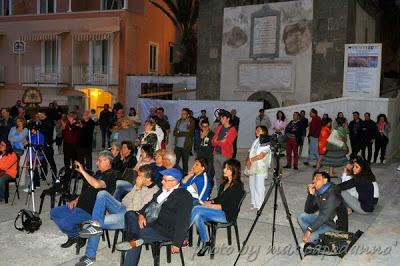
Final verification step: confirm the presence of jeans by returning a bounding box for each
[85,190,127,259]
[286,138,299,167]
[297,212,337,243]
[123,212,170,266]
[101,127,111,149]
[191,205,227,242]
[306,137,320,164]
[50,205,91,238]
[174,147,190,174]
[0,174,11,201]
[114,180,134,201]
[362,140,373,162]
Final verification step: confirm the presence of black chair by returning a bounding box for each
[104,228,125,253]
[4,177,19,204]
[204,193,246,259]
[38,167,73,214]
[120,241,185,266]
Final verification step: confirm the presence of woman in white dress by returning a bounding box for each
[245,126,271,210]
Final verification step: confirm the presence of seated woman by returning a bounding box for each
[0,140,18,202]
[338,156,378,215]
[181,158,212,205]
[149,149,166,187]
[136,119,158,161]
[77,165,159,265]
[113,141,138,201]
[134,144,155,171]
[191,159,245,256]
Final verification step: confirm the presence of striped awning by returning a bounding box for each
[20,31,66,41]
[73,31,117,41]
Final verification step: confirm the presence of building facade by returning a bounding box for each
[0,0,175,112]
[196,0,379,108]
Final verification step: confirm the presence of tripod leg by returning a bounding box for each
[271,181,279,251]
[233,180,275,266]
[278,184,303,260]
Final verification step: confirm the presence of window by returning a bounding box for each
[43,40,58,73]
[92,40,109,74]
[149,43,159,73]
[102,0,123,10]
[39,0,55,14]
[0,0,11,16]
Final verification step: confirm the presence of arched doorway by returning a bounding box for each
[80,88,113,115]
[247,91,280,109]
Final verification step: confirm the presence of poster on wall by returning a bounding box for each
[343,43,382,98]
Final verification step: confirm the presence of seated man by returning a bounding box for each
[181,158,212,204]
[116,168,192,266]
[75,165,159,266]
[297,171,345,243]
[50,151,116,249]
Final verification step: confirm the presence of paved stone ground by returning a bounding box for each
[1,149,399,266]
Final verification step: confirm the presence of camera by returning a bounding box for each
[269,132,286,153]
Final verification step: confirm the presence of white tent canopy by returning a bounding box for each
[138,98,263,149]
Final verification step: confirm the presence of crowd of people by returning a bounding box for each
[0,99,392,265]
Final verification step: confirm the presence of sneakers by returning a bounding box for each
[76,256,95,266]
[116,239,144,251]
[79,223,103,238]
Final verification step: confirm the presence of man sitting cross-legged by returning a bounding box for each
[76,165,159,266]
[116,168,192,266]
[50,151,116,250]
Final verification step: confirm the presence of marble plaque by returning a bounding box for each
[238,62,293,91]
[252,16,277,55]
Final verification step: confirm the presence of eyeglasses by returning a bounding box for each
[162,178,176,182]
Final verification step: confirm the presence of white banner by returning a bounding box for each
[138,98,263,149]
[343,43,382,98]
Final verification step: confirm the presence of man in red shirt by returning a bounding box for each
[304,108,321,166]
[63,112,81,168]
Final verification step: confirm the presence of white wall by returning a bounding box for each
[263,96,400,158]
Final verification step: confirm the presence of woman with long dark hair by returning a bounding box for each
[338,156,378,215]
[272,110,286,133]
[0,140,18,202]
[190,159,245,256]
[374,114,390,164]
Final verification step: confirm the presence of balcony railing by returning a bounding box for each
[22,65,71,85]
[0,65,4,83]
[72,65,118,86]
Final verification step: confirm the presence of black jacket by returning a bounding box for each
[338,178,375,212]
[213,182,245,222]
[139,188,192,247]
[304,183,343,232]
[363,119,378,141]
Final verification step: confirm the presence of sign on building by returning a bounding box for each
[13,40,25,53]
[343,43,382,98]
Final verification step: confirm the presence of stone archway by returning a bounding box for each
[247,91,280,109]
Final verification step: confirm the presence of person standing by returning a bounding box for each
[272,110,286,134]
[230,109,240,159]
[245,126,271,210]
[255,108,271,128]
[374,114,391,164]
[77,111,95,171]
[304,108,321,166]
[37,112,58,182]
[211,110,237,191]
[284,112,303,170]
[173,108,195,174]
[362,112,378,163]
[63,112,81,168]
[99,104,113,149]
[0,109,15,142]
[156,107,170,149]
[348,112,366,160]
[196,118,215,179]
[298,110,308,157]
[10,100,22,119]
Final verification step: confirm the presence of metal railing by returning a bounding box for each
[22,65,71,84]
[72,65,118,86]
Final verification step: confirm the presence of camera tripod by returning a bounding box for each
[234,148,302,265]
[12,133,58,206]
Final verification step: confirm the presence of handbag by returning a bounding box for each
[144,198,167,223]
[14,209,42,233]
[327,129,344,148]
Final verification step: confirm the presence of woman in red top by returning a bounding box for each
[317,118,332,169]
[0,140,18,202]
